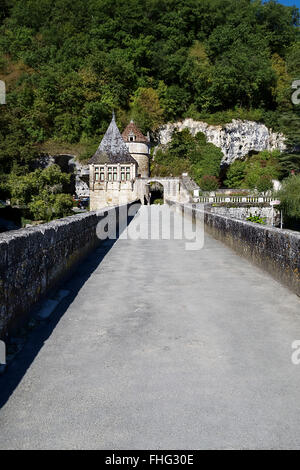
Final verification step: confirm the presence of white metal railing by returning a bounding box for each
[195,196,274,204]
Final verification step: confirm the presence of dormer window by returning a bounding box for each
[129,133,135,142]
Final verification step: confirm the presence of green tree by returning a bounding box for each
[276,174,300,220]
[168,129,196,159]
[199,175,220,191]
[152,129,222,183]
[256,175,273,193]
[0,0,299,190]
[279,152,300,177]
[7,164,72,222]
[190,138,223,182]
[29,191,73,221]
[224,160,246,188]
[243,151,281,190]
[130,87,164,133]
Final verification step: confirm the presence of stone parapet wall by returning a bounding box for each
[167,200,300,296]
[0,205,129,339]
[207,204,280,226]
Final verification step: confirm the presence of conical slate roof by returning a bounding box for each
[89,113,137,165]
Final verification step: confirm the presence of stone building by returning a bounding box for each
[122,120,150,177]
[89,113,148,210]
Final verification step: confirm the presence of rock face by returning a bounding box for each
[68,158,90,198]
[157,119,286,165]
[36,154,90,198]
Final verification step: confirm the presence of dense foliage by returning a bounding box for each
[0,0,299,157]
[276,174,300,220]
[0,0,299,221]
[224,150,281,191]
[151,129,223,185]
[0,164,73,221]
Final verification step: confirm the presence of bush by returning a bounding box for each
[224,160,246,188]
[7,164,72,221]
[152,198,163,205]
[246,214,266,225]
[199,175,220,191]
[256,175,273,193]
[29,193,73,221]
[224,151,281,190]
[52,193,74,218]
[29,197,52,221]
[276,174,300,220]
[243,150,281,189]
[152,129,222,184]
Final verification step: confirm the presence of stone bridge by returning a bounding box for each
[0,203,299,449]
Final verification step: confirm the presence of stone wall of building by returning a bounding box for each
[0,205,130,339]
[130,153,149,178]
[126,141,149,177]
[89,182,139,210]
[167,200,300,296]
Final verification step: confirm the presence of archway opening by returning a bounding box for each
[149,182,164,205]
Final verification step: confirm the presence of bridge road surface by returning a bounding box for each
[0,205,300,450]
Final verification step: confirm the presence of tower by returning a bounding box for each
[122,121,150,178]
[88,113,138,210]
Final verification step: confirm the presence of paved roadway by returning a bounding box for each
[0,205,300,449]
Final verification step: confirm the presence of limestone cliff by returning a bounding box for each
[157,119,286,165]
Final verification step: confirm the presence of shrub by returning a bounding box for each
[153,130,222,184]
[256,175,273,193]
[246,214,266,224]
[29,193,73,221]
[28,197,52,221]
[243,150,281,189]
[152,198,163,205]
[276,174,300,220]
[224,160,246,188]
[52,193,74,218]
[199,175,220,191]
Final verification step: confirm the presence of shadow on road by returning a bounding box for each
[0,212,137,409]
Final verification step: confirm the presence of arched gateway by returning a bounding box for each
[136,177,184,205]
[88,113,192,210]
